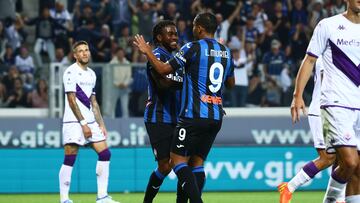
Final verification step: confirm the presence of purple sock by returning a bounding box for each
[98,148,111,161]
[302,161,320,178]
[331,170,347,184]
[63,154,77,166]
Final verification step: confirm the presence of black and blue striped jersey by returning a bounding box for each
[144,46,182,124]
[168,38,234,120]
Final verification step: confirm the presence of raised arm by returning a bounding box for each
[227,1,242,25]
[291,54,317,123]
[133,34,174,75]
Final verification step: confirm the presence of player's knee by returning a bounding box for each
[342,157,358,171]
[98,148,111,161]
[158,160,172,175]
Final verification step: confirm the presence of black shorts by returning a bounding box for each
[145,122,176,161]
[171,118,222,160]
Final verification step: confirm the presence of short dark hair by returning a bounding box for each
[72,41,88,52]
[152,20,176,44]
[194,12,217,34]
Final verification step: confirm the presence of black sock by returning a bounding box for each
[176,180,188,203]
[174,163,202,203]
[143,169,165,203]
[193,166,206,194]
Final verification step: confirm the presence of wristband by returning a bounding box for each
[79,120,87,126]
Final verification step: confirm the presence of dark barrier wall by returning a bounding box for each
[0,117,312,148]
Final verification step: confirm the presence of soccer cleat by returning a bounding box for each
[278,182,292,203]
[62,200,73,203]
[96,195,120,203]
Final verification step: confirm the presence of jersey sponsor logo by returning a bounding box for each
[175,52,186,63]
[336,38,360,47]
[201,94,223,105]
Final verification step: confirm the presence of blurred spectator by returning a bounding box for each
[269,1,291,47]
[246,71,265,106]
[4,15,27,52]
[280,67,293,106]
[2,65,19,92]
[15,46,35,74]
[118,25,133,59]
[73,3,98,30]
[309,0,328,30]
[27,78,48,108]
[111,0,132,38]
[243,16,260,46]
[177,18,191,47]
[0,82,6,107]
[290,0,308,25]
[262,39,287,83]
[129,54,148,117]
[55,47,70,64]
[162,2,179,21]
[289,23,308,69]
[214,1,242,44]
[93,24,112,62]
[259,20,279,56]
[1,45,16,66]
[231,48,250,107]
[110,47,132,118]
[96,0,112,27]
[6,77,29,108]
[330,0,346,15]
[25,7,64,68]
[251,3,268,34]
[0,21,7,56]
[263,76,281,106]
[50,1,73,52]
[128,0,164,42]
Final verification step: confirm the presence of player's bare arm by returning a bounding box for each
[133,34,174,75]
[90,94,107,136]
[291,54,317,124]
[67,92,92,138]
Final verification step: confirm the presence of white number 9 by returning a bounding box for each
[209,62,224,93]
[178,128,186,141]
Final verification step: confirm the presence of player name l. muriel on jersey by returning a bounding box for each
[204,48,230,58]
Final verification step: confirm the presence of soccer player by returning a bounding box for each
[142,20,183,203]
[134,12,235,203]
[278,57,345,203]
[289,1,360,202]
[59,41,119,203]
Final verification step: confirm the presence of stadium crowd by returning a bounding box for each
[0,0,346,113]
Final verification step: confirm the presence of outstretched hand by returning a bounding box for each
[133,34,152,55]
[290,96,307,124]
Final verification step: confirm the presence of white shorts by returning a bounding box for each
[308,115,325,149]
[62,121,106,146]
[321,107,360,153]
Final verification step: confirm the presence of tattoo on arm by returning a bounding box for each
[91,95,105,127]
[67,92,85,121]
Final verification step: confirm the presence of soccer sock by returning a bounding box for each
[174,163,202,203]
[193,166,206,194]
[143,168,166,203]
[345,195,360,203]
[323,171,347,203]
[96,148,111,199]
[176,166,205,203]
[288,161,319,193]
[59,154,76,202]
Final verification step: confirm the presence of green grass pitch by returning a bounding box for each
[0,191,324,203]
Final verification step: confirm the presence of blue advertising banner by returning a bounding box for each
[0,117,312,148]
[0,147,330,193]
